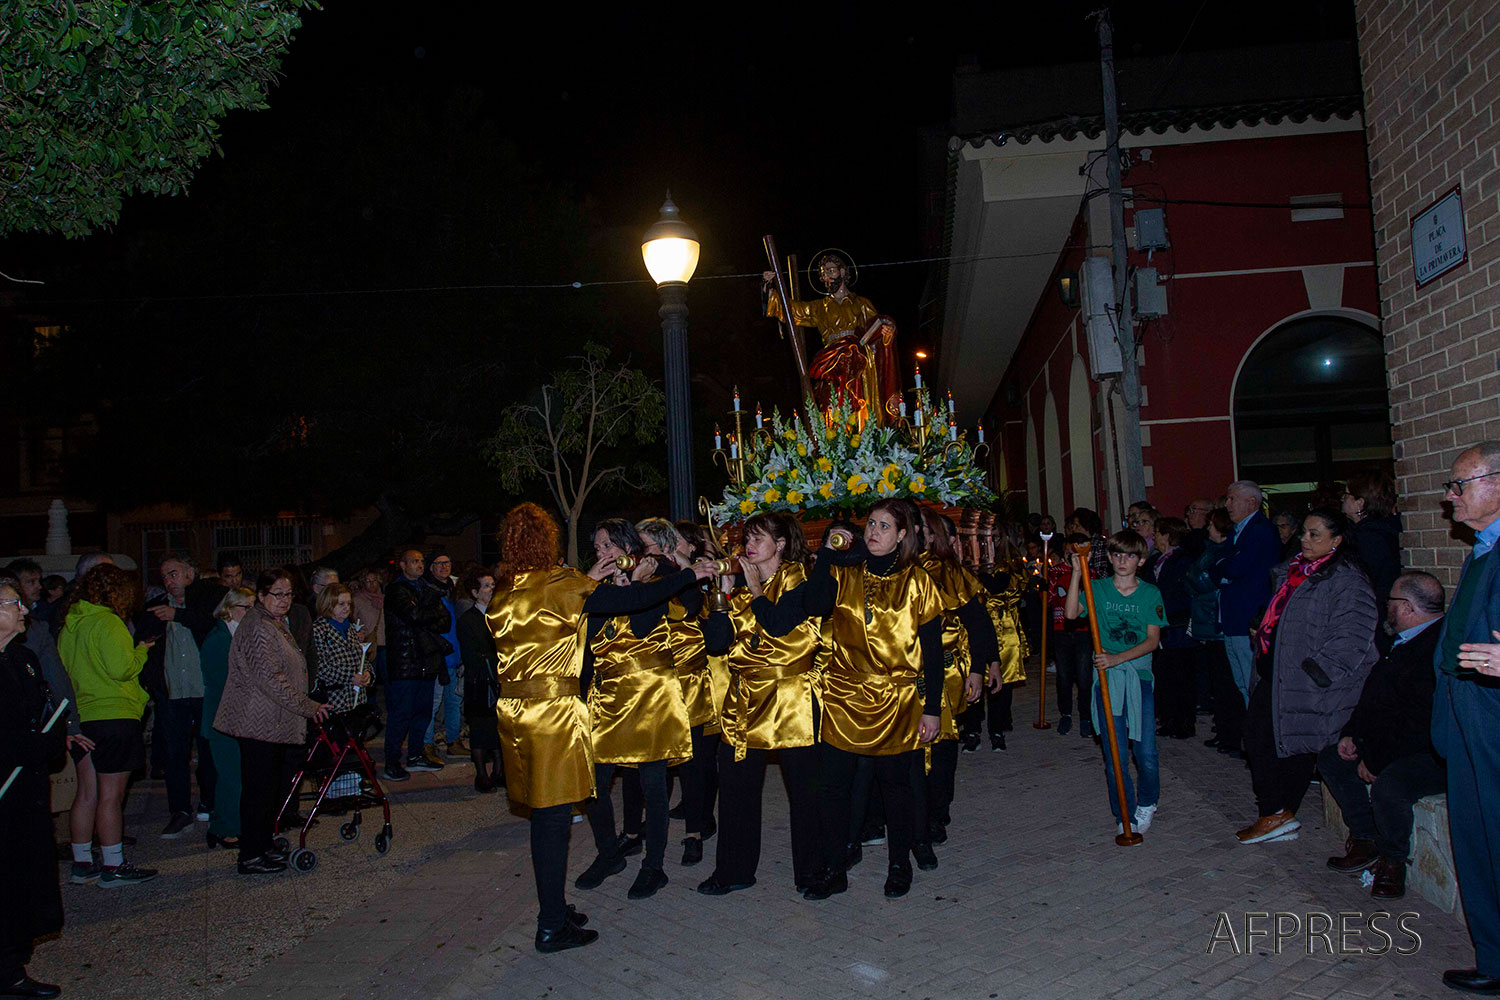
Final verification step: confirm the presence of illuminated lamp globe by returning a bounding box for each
[641,193,700,286]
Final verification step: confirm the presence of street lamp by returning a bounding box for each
[642,192,700,522]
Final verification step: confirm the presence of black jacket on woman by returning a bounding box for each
[0,640,66,952]
[458,605,499,749]
[1350,512,1402,605]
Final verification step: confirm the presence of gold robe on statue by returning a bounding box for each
[486,566,599,810]
[821,562,945,756]
[986,567,1030,685]
[666,597,719,734]
[588,608,693,765]
[720,562,822,759]
[920,554,989,742]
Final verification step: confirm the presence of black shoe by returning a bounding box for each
[263,848,288,864]
[237,855,288,875]
[564,904,588,927]
[960,732,981,753]
[535,920,598,954]
[382,764,410,782]
[912,842,939,871]
[860,827,887,846]
[574,850,626,890]
[700,816,717,841]
[928,820,948,845]
[1443,969,1500,995]
[1079,721,1095,739]
[627,865,668,899]
[0,975,61,999]
[681,837,703,866]
[845,842,863,869]
[668,801,686,819]
[206,831,240,850]
[884,862,913,898]
[802,869,848,901]
[474,774,497,794]
[991,733,1007,752]
[1056,714,1072,736]
[618,834,644,857]
[160,811,194,838]
[697,874,756,895]
[405,756,442,772]
[1203,737,1221,748]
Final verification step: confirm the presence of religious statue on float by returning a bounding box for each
[761,248,903,425]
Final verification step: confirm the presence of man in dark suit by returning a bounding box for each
[1321,571,1445,900]
[1433,442,1500,996]
[1217,480,1283,707]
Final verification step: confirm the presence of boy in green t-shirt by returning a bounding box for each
[1065,530,1166,833]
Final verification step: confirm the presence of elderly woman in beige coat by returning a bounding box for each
[214,568,327,875]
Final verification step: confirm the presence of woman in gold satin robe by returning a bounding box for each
[486,503,712,954]
[574,519,695,902]
[697,512,822,897]
[799,498,948,901]
[961,534,1032,751]
[912,508,1000,867]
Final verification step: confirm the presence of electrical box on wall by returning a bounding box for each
[1081,256,1123,377]
[1134,267,1168,318]
[1134,208,1169,250]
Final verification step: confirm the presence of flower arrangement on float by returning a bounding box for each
[709,387,995,524]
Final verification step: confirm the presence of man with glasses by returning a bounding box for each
[1184,499,1213,533]
[1216,481,1281,714]
[382,550,450,781]
[1432,443,1500,996]
[1319,571,1445,901]
[422,553,465,762]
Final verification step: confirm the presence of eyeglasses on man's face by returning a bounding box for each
[266,590,294,599]
[1444,469,1500,496]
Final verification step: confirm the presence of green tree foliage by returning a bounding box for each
[485,345,666,565]
[1,0,315,238]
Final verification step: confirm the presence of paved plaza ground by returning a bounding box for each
[34,678,1476,1000]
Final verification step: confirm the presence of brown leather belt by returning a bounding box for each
[497,676,581,700]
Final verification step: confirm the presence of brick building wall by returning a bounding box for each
[1358,0,1500,586]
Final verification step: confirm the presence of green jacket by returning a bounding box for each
[58,601,149,723]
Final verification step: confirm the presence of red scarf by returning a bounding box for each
[1255,551,1335,655]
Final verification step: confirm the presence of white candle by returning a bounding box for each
[715,424,722,449]
[977,423,985,444]
[756,405,763,430]
[731,438,739,459]
[949,422,958,441]
[914,365,922,389]
[733,388,741,412]
[899,399,907,419]
[947,391,955,414]
[915,407,923,427]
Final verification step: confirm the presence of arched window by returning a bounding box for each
[1232,316,1391,505]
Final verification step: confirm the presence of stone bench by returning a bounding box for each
[1322,785,1465,923]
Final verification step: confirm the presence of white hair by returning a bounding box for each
[1226,480,1263,503]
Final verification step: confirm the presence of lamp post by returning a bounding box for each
[642,192,701,522]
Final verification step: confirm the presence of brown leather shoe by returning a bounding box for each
[1327,837,1380,873]
[1371,858,1406,899]
[1235,810,1301,844]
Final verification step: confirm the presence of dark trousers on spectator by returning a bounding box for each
[713,740,819,886]
[1204,641,1243,751]
[1316,745,1446,863]
[384,677,435,765]
[1154,646,1197,738]
[529,803,574,932]
[1435,670,1500,976]
[819,745,915,873]
[0,941,34,989]
[590,760,668,870]
[679,725,720,837]
[1053,630,1094,727]
[237,737,291,863]
[161,696,215,816]
[1244,679,1316,817]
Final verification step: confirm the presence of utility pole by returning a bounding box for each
[1096,7,1147,508]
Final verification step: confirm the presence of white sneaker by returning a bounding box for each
[1133,803,1157,833]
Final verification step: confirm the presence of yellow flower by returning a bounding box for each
[909,475,926,494]
[764,487,781,503]
[825,427,837,441]
[786,490,804,505]
[797,444,808,457]
[786,467,800,480]
[817,457,832,472]
[882,463,901,479]
[739,499,756,515]
[846,474,868,496]
[819,482,835,499]
[784,426,797,440]
[876,478,894,494]
[766,468,779,481]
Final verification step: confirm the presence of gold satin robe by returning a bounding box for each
[666,597,719,734]
[588,608,693,766]
[920,555,989,742]
[485,566,599,810]
[986,565,1030,685]
[719,562,821,759]
[821,562,945,756]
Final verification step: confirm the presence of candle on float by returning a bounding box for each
[947,390,955,414]
[914,365,923,389]
[915,407,924,427]
[733,388,741,412]
[756,404,763,430]
[714,424,723,450]
[730,435,739,459]
[899,398,907,419]
[949,421,958,442]
[977,422,986,444]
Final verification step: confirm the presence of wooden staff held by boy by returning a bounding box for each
[1033,532,1053,730]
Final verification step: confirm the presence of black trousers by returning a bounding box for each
[1244,679,1316,817]
[161,696,217,815]
[678,725,720,837]
[1154,646,1197,737]
[819,744,916,872]
[1205,641,1244,751]
[1317,746,1446,863]
[589,760,668,870]
[959,684,1015,740]
[530,803,573,932]
[849,755,882,841]
[712,740,820,886]
[1053,631,1094,724]
[912,739,959,841]
[237,737,291,863]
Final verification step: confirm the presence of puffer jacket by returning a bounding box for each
[1183,537,1228,641]
[1258,553,1378,756]
[214,604,320,745]
[384,577,451,682]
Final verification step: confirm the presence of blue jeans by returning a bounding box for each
[385,677,436,765]
[1093,678,1160,821]
[425,662,464,744]
[1224,636,1254,705]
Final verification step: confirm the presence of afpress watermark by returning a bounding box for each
[1207,911,1422,956]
